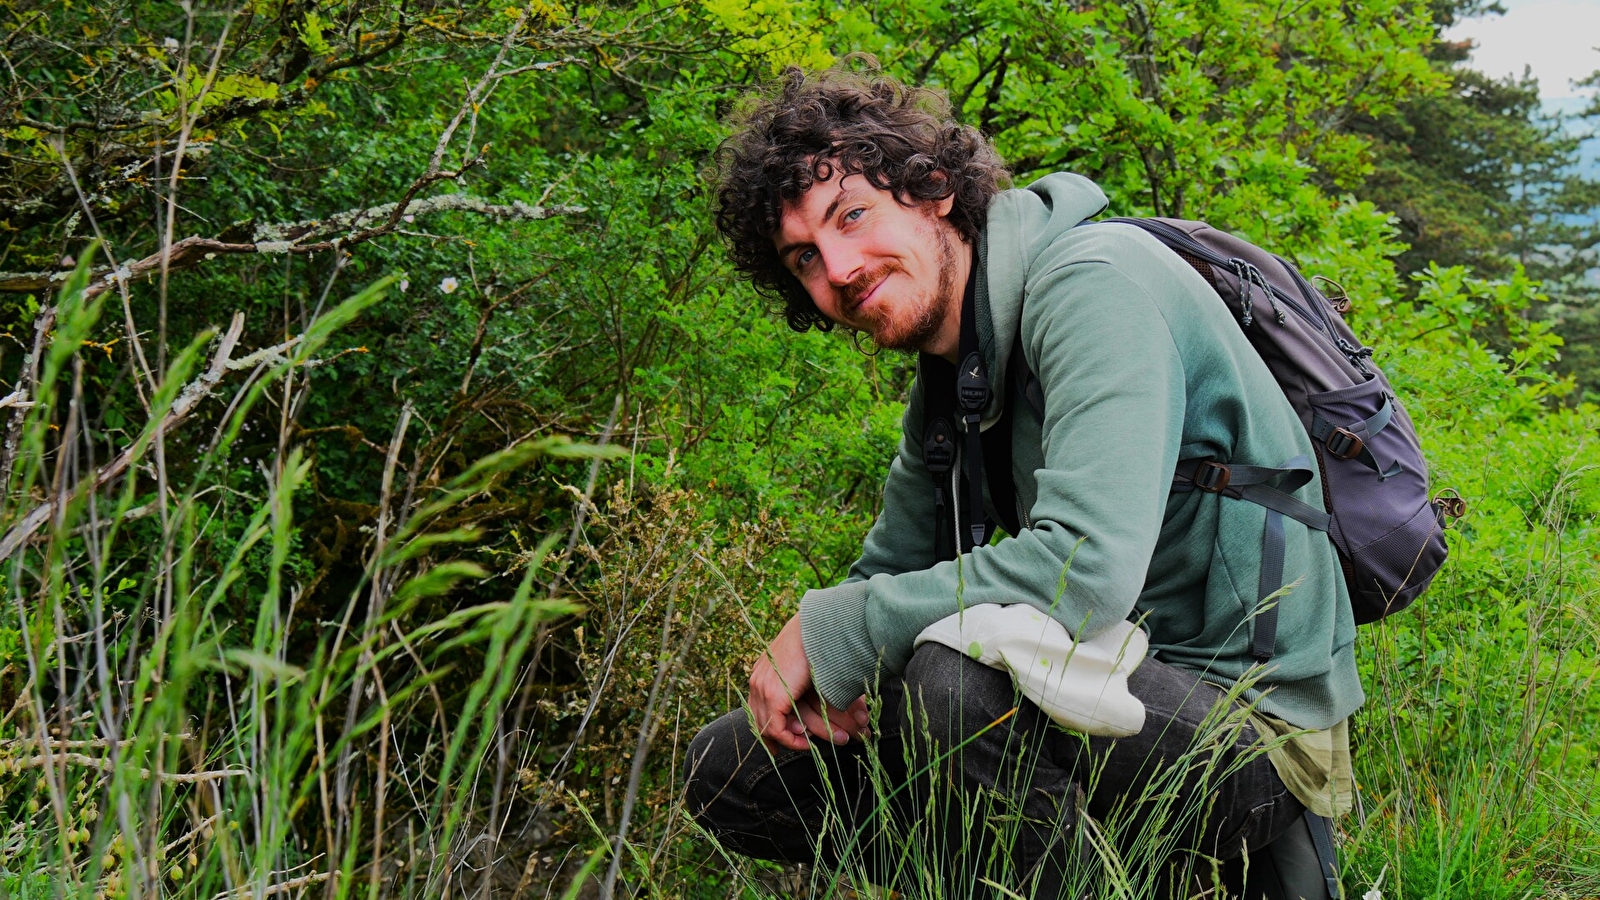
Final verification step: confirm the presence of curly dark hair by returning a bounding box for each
[711,62,1011,332]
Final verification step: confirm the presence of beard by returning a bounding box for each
[847,225,961,353]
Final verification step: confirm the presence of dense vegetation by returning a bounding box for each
[0,0,1596,897]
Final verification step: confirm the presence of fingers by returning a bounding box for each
[794,694,847,745]
[750,675,866,750]
[795,693,872,744]
[745,615,875,751]
[748,664,811,753]
[846,695,872,735]
[746,615,820,753]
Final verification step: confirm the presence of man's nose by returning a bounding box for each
[821,239,863,287]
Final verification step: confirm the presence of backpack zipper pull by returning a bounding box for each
[1263,276,1286,324]
[1230,258,1256,327]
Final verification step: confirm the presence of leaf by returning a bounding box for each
[393,561,490,605]
[295,11,333,56]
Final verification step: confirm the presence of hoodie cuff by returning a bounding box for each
[799,581,880,709]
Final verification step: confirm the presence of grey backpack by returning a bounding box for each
[969,217,1462,660]
[1108,218,1457,643]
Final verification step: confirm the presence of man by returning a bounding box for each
[685,65,1361,896]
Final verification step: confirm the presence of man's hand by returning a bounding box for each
[748,614,871,752]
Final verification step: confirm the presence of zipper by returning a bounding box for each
[1281,254,1373,375]
[1121,218,1325,331]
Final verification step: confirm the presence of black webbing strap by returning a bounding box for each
[982,346,1022,538]
[920,254,989,559]
[1173,455,1328,662]
[955,267,989,551]
[920,359,958,561]
[1255,505,1286,662]
[1303,810,1341,899]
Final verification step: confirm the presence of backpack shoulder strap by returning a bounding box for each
[920,352,959,561]
[1173,456,1330,661]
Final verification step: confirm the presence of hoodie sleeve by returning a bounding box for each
[800,255,1187,709]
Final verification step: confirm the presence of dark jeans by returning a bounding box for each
[683,643,1303,898]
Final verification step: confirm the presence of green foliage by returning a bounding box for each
[0,0,1597,895]
[1333,261,1600,896]
[0,273,592,898]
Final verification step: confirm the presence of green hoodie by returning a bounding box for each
[798,173,1364,730]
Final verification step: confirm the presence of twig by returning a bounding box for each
[250,194,584,245]
[0,197,583,295]
[599,535,717,900]
[428,10,529,178]
[0,388,36,410]
[550,394,623,596]
[0,303,59,507]
[162,812,223,856]
[0,312,252,559]
[208,871,333,900]
[0,733,192,750]
[5,752,247,783]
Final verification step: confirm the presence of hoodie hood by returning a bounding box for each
[972,173,1110,424]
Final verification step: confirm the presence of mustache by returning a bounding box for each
[842,262,903,311]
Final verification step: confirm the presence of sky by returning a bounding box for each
[1443,0,1600,103]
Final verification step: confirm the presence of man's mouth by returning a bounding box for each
[845,266,894,318]
[848,279,881,316]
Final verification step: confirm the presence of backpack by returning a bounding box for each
[920,216,1463,659]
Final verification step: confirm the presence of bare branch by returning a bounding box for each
[429,10,531,178]
[0,733,193,750]
[0,197,583,295]
[0,389,36,411]
[208,872,333,900]
[5,751,248,783]
[0,313,252,559]
[251,193,584,244]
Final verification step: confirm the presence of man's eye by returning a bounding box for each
[844,208,864,222]
[796,249,816,268]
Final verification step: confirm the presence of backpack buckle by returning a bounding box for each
[1193,460,1231,493]
[924,418,956,475]
[1325,427,1365,460]
[957,352,990,412]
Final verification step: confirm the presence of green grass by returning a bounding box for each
[2,262,1598,900]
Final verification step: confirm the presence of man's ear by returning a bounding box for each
[930,170,955,218]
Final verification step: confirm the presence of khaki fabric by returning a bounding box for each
[1248,712,1353,818]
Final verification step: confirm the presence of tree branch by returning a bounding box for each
[0,196,584,295]
[207,871,332,900]
[0,313,251,560]
[6,751,248,783]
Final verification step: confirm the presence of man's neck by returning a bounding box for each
[930,241,975,363]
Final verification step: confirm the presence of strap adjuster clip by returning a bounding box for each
[1193,461,1231,493]
[1433,488,1468,523]
[1325,427,1365,460]
[923,419,955,475]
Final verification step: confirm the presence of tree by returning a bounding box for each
[1349,0,1600,393]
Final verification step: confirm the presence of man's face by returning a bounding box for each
[774,170,966,356]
